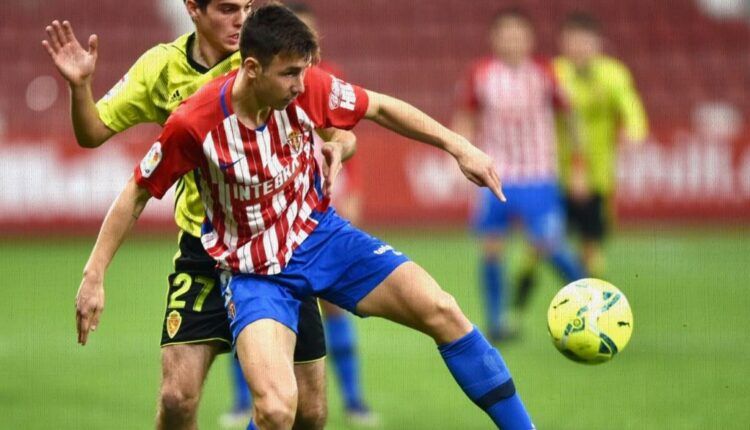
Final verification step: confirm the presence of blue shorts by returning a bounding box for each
[472,182,566,247]
[222,208,409,341]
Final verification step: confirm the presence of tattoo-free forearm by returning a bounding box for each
[364,90,467,157]
[82,179,150,281]
[70,83,115,148]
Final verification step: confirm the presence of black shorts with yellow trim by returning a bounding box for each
[161,232,326,362]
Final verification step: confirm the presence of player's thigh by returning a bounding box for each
[293,359,327,421]
[355,262,472,344]
[471,187,511,238]
[160,342,222,395]
[524,186,568,252]
[236,319,298,402]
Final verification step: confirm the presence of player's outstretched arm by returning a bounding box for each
[76,178,152,345]
[42,20,115,148]
[316,128,357,196]
[364,90,505,202]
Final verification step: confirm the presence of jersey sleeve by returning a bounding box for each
[96,46,168,132]
[611,63,649,142]
[297,66,369,130]
[134,111,201,199]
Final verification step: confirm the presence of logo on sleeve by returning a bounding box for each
[140,142,162,178]
[329,77,357,111]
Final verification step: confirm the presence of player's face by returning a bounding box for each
[255,55,311,110]
[193,0,253,55]
[491,17,535,64]
[561,28,602,66]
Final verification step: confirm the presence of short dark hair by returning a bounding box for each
[185,0,211,11]
[492,6,533,28]
[239,3,320,66]
[563,11,601,33]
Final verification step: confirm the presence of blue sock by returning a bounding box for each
[550,248,587,282]
[246,420,258,430]
[231,357,252,411]
[481,257,505,332]
[439,327,533,429]
[326,313,364,410]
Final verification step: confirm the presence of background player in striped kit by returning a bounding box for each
[43,1,347,428]
[453,8,587,341]
[75,5,534,429]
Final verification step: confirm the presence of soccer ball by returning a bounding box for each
[547,278,633,364]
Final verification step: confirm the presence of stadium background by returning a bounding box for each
[1,0,749,429]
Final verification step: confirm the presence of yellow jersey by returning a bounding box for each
[96,32,241,236]
[554,55,648,195]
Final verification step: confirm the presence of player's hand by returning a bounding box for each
[453,140,506,202]
[320,141,344,197]
[75,275,105,346]
[42,20,98,87]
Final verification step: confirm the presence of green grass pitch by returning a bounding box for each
[2,227,749,429]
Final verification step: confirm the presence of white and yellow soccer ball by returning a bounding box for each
[547,278,633,364]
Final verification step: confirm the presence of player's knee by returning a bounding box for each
[425,292,470,343]
[294,398,327,430]
[255,388,298,429]
[159,385,199,420]
[481,239,503,258]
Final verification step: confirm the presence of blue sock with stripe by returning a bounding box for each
[481,257,504,333]
[326,313,364,410]
[439,327,533,429]
[231,357,252,411]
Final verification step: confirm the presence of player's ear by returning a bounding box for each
[185,0,200,21]
[243,57,262,79]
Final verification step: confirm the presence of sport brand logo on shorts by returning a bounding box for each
[166,310,182,339]
[140,142,162,178]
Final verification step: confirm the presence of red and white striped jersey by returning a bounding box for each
[457,57,568,184]
[134,67,369,274]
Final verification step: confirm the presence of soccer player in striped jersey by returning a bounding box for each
[76,5,534,429]
[223,3,379,427]
[453,8,587,341]
[43,1,341,428]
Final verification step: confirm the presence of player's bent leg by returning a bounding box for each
[479,236,510,340]
[157,342,222,430]
[236,319,298,430]
[356,262,471,344]
[355,262,534,429]
[292,360,326,430]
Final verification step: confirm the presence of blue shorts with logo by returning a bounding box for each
[472,181,566,248]
[222,208,409,341]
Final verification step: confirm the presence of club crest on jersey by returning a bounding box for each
[166,310,182,339]
[286,131,304,153]
[140,141,162,178]
[329,77,356,111]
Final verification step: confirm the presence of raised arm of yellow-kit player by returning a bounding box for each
[42,20,115,148]
[76,179,152,345]
[363,90,506,202]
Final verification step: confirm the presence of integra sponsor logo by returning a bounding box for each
[228,158,303,201]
